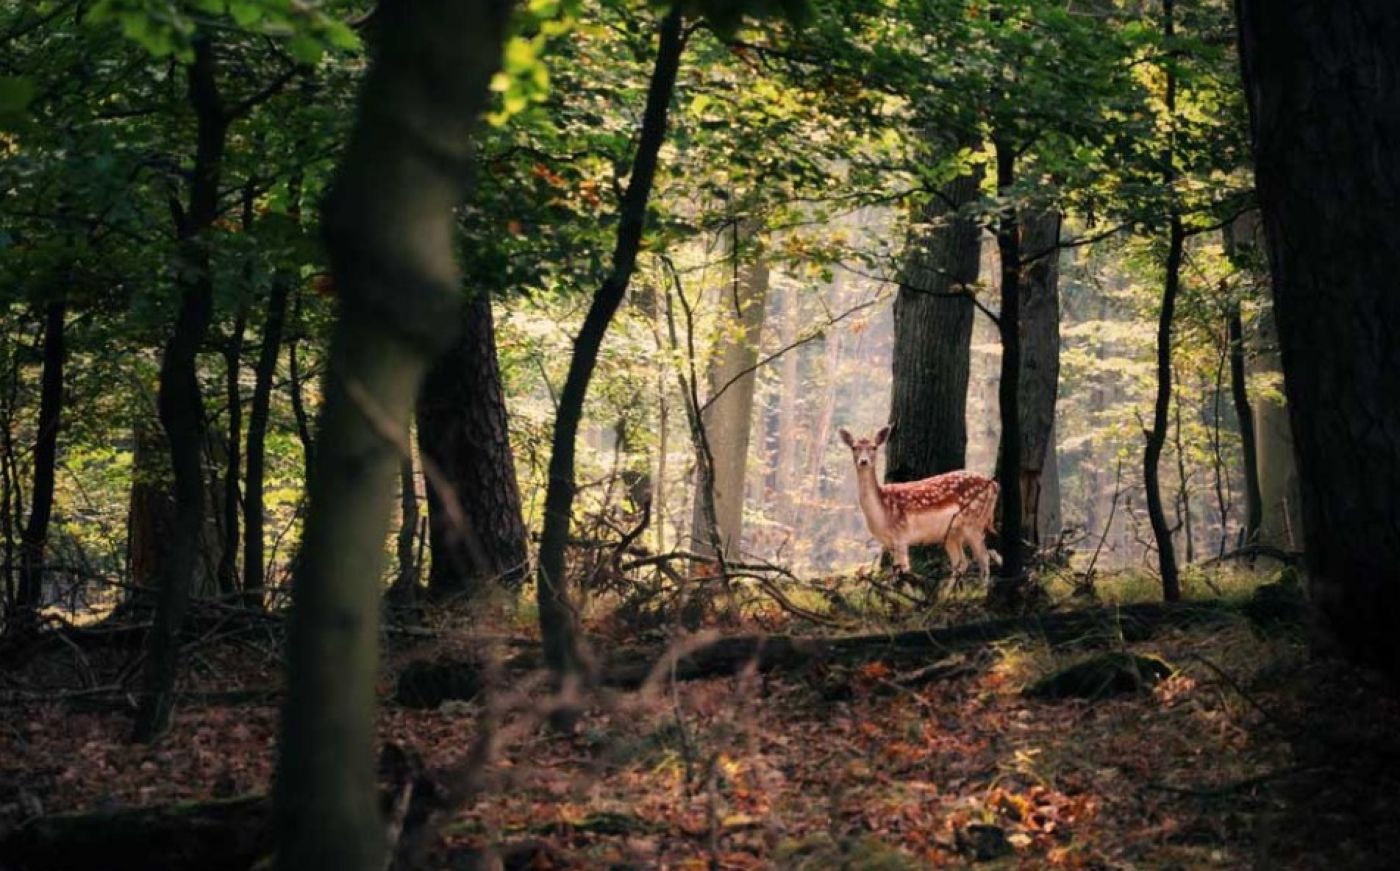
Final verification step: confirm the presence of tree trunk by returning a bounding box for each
[1016,209,1062,545]
[990,136,1025,593]
[774,278,800,522]
[535,7,685,678]
[1144,0,1182,603]
[17,295,66,615]
[287,289,315,481]
[1250,306,1301,551]
[387,454,421,606]
[1038,420,1062,541]
[216,306,245,598]
[689,223,769,558]
[1227,303,1261,545]
[126,406,174,592]
[271,1,512,868]
[886,166,983,483]
[243,278,291,601]
[1144,212,1185,602]
[133,38,228,741]
[1222,213,1266,548]
[1235,0,1400,675]
[416,289,528,598]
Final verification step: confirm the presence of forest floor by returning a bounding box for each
[2,577,1399,870]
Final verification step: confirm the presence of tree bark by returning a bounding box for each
[1144,0,1182,603]
[689,223,769,558]
[17,295,66,615]
[990,136,1025,593]
[1235,0,1400,675]
[416,289,528,598]
[886,167,982,483]
[1016,210,1062,546]
[535,7,685,678]
[271,0,511,866]
[133,38,228,741]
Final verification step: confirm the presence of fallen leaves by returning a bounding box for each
[5,620,1392,869]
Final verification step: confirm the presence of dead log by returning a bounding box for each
[395,601,1234,705]
[602,600,1230,687]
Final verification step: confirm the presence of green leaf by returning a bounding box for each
[0,77,36,116]
[286,34,324,65]
[229,1,263,27]
[320,18,361,52]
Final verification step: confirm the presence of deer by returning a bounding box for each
[839,425,999,585]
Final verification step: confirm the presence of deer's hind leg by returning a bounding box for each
[944,530,970,591]
[967,532,992,585]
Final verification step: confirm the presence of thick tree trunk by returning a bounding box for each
[1144,0,1182,603]
[689,224,769,558]
[133,38,228,741]
[886,167,982,483]
[17,296,66,615]
[271,1,512,868]
[1015,209,1062,545]
[243,278,290,601]
[990,136,1025,593]
[1236,0,1400,675]
[535,7,684,678]
[416,289,528,598]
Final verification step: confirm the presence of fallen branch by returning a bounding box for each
[1199,543,1303,567]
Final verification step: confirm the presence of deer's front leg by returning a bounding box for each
[891,540,912,575]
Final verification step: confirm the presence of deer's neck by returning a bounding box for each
[855,465,893,536]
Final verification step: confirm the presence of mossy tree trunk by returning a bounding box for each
[271,1,513,868]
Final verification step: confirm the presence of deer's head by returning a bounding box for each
[839,425,891,469]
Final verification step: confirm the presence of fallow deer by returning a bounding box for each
[839,425,999,584]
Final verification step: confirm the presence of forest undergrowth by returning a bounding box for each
[3,571,1396,870]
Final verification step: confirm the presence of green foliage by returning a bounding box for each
[0,0,1266,611]
[87,0,361,62]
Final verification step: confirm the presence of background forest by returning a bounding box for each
[1,1,1396,869]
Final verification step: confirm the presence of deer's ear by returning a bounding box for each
[875,425,892,446]
[838,428,855,448]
